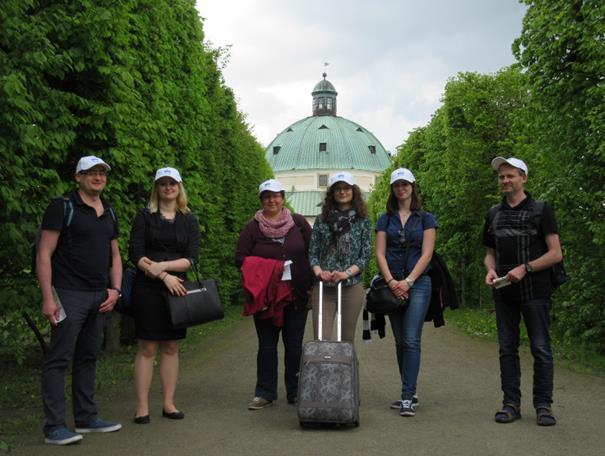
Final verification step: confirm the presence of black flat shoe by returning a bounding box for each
[134,414,150,424]
[162,410,184,420]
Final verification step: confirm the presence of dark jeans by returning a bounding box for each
[495,297,553,409]
[41,289,107,434]
[253,305,308,402]
[388,275,431,400]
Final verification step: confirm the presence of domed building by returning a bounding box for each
[265,73,391,224]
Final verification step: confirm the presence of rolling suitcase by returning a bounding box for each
[297,281,360,427]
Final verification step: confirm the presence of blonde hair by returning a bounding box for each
[148,181,190,214]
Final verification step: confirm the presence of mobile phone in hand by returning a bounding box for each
[493,276,511,289]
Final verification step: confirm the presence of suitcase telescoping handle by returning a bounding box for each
[318,281,342,342]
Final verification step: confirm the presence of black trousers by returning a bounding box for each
[495,297,553,409]
[41,289,106,434]
[253,305,308,402]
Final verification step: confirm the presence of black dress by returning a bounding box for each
[129,210,201,341]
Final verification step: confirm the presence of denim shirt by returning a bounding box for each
[308,216,373,287]
[376,210,437,277]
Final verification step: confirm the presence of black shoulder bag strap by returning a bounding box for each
[291,214,309,252]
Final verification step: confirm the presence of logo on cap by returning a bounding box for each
[390,168,416,184]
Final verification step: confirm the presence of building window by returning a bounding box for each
[368,145,376,154]
[318,174,328,187]
[319,142,327,152]
[273,146,281,155]
[318,124,328,130]
[356,127,364,132]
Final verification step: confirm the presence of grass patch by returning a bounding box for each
[0,304,244,450]
[445,306,605,376]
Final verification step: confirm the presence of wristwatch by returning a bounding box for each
[404,278,415,287]
[524,263,534,273]
[112,287,123,298]
[345,268,353,278]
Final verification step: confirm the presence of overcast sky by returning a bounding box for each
[195,0,527,153]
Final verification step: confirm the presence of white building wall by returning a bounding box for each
[276,169,383,193]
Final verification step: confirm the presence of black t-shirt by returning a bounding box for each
[482,193,558,301]
[41,191,119,291]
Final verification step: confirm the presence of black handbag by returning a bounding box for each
[366,276,408,314]
[163,264,224,329]
[366,215,419,314]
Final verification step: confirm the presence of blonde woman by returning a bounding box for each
[128,167,200,423]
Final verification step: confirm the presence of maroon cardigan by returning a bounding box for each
[235,214,313,307]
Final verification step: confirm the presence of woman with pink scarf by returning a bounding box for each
[235,179,313,410]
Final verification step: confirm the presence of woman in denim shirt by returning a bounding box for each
[309,171,372,342]
[375,168,436,418]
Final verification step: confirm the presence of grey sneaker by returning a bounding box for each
[248,397,273,410]
[399,399,416,417]
[75,418,122,433]
[44,427,83,445]
[390,395,419,409]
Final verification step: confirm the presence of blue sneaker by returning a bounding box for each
[399,399,416,417]
[44,427,83,445]
[390,395,419,409]
[75,417,122,433]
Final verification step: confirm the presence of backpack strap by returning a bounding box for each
[487,204,500,229]
[62,196,74,228]
[108,206,117,224]
[531,200,544,222]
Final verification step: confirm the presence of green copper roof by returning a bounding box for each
[287,191,324,217]
[312,78,337,94]
[266,115,391,172]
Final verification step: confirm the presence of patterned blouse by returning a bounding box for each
[308,215,373,287]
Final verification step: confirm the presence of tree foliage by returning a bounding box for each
[0,0,272,362]
[512,0,605,351]
[370,0,605,355]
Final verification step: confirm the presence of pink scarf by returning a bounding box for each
[255,208,295,238]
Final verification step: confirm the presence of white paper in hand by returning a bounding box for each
[281,260,293,281]
[52,286,67,323]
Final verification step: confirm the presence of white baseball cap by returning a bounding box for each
[329,171,355,187]
[390,168,415,184]
[76,156,111,173]
[491,157,528,175]
[154,167,182,183]
[258,179,285,195]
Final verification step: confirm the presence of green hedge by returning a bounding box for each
[0,0,272,363]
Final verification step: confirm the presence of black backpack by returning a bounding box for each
[487,200,566,289]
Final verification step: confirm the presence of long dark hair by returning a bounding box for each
[321,184,368,219]
[386,182,422,215]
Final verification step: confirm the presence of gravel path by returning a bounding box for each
[10,312,605,455]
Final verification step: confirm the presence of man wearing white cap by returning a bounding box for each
[37,156,123,444]
[483,156,562,426]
